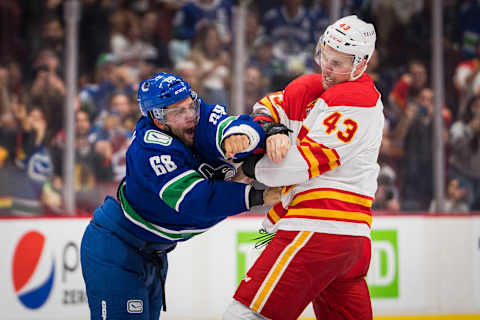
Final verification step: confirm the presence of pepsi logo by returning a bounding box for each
[11,231,55,309]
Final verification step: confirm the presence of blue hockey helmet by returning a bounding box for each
[138,72,195,121]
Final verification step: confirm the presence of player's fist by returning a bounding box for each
[266,134,290,164]
[224,134,249,158]
[263,187,282,206]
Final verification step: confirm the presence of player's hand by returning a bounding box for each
[263,187,282,206]
[224,134,249,158]
[266,134,290,164]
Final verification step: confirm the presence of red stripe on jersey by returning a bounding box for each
[297,125,309,141]
[293,187,374,201]
[290,198,372,215]
[283,214,371,227]
[297,145,315,179]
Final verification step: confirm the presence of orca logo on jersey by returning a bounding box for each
[141,81,150,92]
[198,163,235,180]
[144,130,173,146]
[127,299,143,314]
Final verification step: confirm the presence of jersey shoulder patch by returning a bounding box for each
[143,129,173,146]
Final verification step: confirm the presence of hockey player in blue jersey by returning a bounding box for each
[80,72,284,319]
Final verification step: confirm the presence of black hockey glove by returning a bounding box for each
[241,154,263,179]
[248,186,265,207]
[263,122,292,138]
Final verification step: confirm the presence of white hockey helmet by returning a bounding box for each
[314,15,376,79]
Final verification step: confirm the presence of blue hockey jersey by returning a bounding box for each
[112,100,264,243]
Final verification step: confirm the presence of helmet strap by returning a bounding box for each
[349,58,368,81]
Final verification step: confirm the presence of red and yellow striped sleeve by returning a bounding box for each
[257,92,282,123]
[297,134,340,179]
[266,202,287,225]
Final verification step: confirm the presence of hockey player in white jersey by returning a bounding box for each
[224,15,384,320]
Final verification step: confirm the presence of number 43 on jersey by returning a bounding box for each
[322,112,358,143]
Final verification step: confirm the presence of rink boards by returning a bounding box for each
[0,214,479,319]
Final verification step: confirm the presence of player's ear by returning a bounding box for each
[354,59,367,77]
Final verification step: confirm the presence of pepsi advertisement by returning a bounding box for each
[0,218,90,319]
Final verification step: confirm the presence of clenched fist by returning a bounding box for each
[266,134,290,164]
[224,134,249,158]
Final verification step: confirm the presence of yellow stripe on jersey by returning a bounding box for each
[298,138,340,178]
[304,137,339,171]
[250,231,312,313]
[267,206,282,224]
[322,147,340,170]
[286,208,372,227]
[298,144,320,178]
[290,190,373,208]
[282,185,296,194]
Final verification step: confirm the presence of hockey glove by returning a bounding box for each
[248,186,265,207]
[241,154,263,179]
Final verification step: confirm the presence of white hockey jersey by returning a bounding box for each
[253,73,385,238]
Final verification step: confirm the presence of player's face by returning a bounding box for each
[162,97,199,147]
[319,44,355,89]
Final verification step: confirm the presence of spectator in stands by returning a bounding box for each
[262,0,316,80]
[29,49,65,139]
[89,92,135,184]
[389,59,428,117]
[172,0,233,44]
[0,101,45,215]
[308,0,330,45]
[249,37,287,91]
[373,164,401,212]
[244,65,268,114]
[39,15,65,60]
[374,120,401,212]
[140,11,172,70]
[174,59,201,96]
[399,88,451,211]
[366,49,396,120]
[79,54,136,120]
[79,0,114,79]
[47,108,114,214]
[448,95,480,211]
[245,5,265,58]
[429,177,469,213]
[458,0,480,59]
[110,10,158,82]
[453,40,480,112]
[188,23,230,106]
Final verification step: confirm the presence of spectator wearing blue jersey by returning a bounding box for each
[80,72,285,319]
[172,0,233,44]
[261,0,316,79]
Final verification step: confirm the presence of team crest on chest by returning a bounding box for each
[144,130,172,146]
